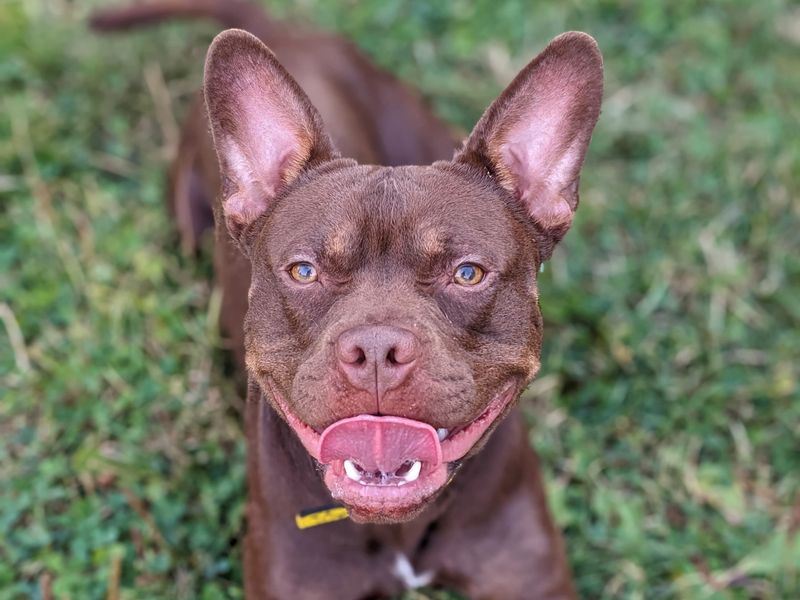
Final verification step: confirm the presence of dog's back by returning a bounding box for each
[91,0,456,168]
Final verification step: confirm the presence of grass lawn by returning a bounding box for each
[1,0,798,598]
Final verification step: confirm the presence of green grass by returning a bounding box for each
[1,0,798,598]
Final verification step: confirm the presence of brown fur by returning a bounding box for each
[92,2,602,597]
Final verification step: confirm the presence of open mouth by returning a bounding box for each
[266,381,517,521]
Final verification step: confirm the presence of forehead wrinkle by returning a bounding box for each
[352,168,404,258]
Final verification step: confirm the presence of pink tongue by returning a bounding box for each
[318,415,442,471]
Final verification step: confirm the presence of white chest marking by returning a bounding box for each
[392,553,435,590]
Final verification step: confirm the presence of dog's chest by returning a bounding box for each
[392,553,435,590]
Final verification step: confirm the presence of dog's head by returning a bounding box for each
[204,30,602,522]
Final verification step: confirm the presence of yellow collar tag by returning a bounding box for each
[295,504,350,530]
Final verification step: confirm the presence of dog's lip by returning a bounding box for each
[264,379,517,465]
[264,380,517,517]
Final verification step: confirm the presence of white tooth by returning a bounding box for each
[404,460,422,483]
[343,460,361,482]
[437,428,449,441]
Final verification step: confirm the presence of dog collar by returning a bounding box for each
[295,503,349,529]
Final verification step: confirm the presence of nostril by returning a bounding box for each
[339,344,367,366]
[386,348,398,366]
[337,332,369,366]
[386,347,414,369]
[354,348,367,366]
[384,347,415,367]
[386,339,416,366]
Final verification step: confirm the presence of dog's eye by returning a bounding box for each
[453,263,485,286]
[289,262,318,283]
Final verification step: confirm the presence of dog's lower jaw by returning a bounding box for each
[345,493,441,524]
[324,460,451,524]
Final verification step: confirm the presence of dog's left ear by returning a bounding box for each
[456,32,603,260]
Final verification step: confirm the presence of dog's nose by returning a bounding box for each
[336,325,418,399]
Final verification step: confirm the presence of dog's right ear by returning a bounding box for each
[204,29,338,250]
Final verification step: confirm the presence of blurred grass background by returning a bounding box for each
[1,0,799,598]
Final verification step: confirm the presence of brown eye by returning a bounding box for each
[453,263,485,286]
[289,262,318,283]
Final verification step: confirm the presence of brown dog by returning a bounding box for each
[92,2,603,598]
